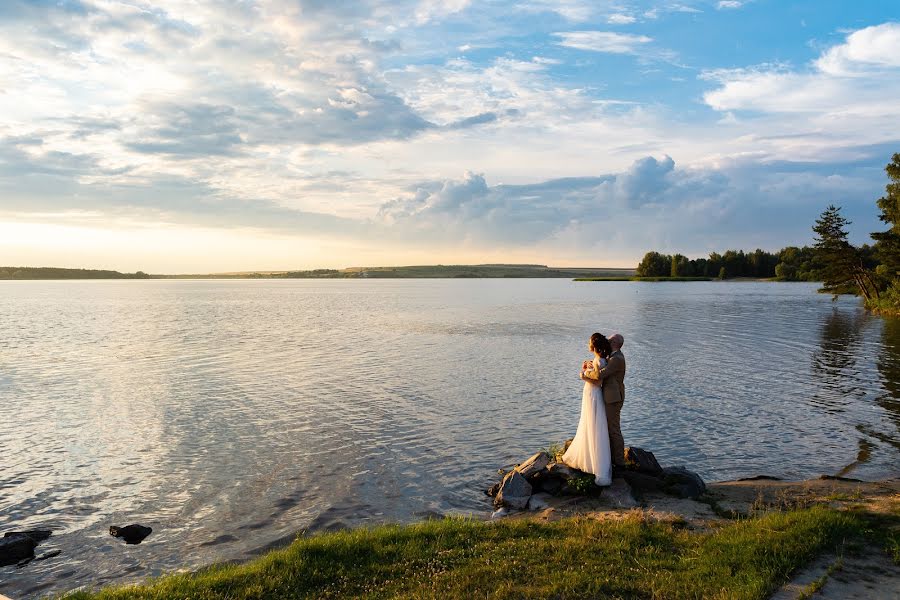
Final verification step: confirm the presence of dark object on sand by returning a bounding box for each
[109,524,152,544]
[0,530,52,566]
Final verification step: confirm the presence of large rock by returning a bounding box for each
[621,470,665,493]
[495,471,532,510]
[602,478,639,508]
[625,447,663,475]
[515,452,551,479]
[662,467,706,498]
[531,471,564,495]
[109,524,152,544]
[546,462,581,480]
[0,531,50,567]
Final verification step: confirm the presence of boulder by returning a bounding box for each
[109,524,152,544]
[621,470,665,494]
[495,471,532,510]
[546,462,580,480]
[563,438,574,452]
[0,531,52,567]
[0,536,37,567]
[625,447,663,475]
[602,478,639,508]
[515,452,551,479]
[531,471,564,495]
[662,467,706,499]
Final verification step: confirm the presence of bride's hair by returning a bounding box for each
[590,333,612,358]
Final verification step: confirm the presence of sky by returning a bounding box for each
[1,0,899,272]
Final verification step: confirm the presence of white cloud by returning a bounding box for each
[607,13,637,25]
[555,31,653,54]
[717,1,744,9]
[815,22,900,75]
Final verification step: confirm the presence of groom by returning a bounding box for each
[586,333,626,470]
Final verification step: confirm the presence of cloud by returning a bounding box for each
[717,1,744,9]
[555,30,654,53]
[373,154,880,252]
[815,22,900,75]
[607,13,637,25]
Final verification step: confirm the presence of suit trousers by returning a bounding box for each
[606,401,625,467]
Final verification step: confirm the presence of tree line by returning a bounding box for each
[635,152,900,314]
[635,246,822,280]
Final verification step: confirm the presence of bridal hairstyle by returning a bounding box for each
[589,333,613,358]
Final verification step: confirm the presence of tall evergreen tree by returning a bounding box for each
[871,153,900,281]
[812,205,878,300]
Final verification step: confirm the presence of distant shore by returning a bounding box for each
[0,264,636,280]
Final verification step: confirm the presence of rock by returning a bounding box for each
[495,471,532,510]
[621,470,665,493]
[563,438,574,452]
[602,478,639,508]
[662,467,706,498]
[109,524,152,544]
[486,482,501,497]
[531,472,564,495]
[546,462,580,480]
[0,531,52,567]
[737,475,782,482]
[515,452,551,479]
[528,492,553,511]
[0,536,38,567]
[625,447,663,475]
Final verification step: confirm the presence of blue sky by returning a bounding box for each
[0,0,898,271]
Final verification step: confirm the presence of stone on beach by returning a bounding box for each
[624,447,663,475]
[495,471,532,510]
[515,452,551,479]
[546,462,580,480]
[662,467,706,498]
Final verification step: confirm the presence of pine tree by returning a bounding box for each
[871,153,900,281]
[812,205,878,300]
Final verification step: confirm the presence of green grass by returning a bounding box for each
[65,506,879,600]
[574,276,714,282]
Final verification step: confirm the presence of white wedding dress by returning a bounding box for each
[562,356,612,486]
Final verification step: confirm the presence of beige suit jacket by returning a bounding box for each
[596,350,625,405]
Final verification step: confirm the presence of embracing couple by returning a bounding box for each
[561,332,626,487]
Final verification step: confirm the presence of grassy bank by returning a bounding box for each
[574,276,714,282]
[66,506,892,600]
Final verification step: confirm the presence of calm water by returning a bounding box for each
[1,280,898,597]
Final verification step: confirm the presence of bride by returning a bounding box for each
[562,332,612,486]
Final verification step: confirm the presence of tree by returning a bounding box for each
[717,266,726,280]
[812,205,878,301]
[636,252,670,277]
[872,153,900,282]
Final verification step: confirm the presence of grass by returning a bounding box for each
[64,506,881,600]
[574,276,714,282]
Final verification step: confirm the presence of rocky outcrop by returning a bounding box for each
[487,446,707,510]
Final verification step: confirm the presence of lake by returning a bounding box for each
[1,279,898,598]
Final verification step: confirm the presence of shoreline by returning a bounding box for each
[46,474,898,600]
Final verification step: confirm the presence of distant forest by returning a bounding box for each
[0,267,150,280]
[634,246,829,280]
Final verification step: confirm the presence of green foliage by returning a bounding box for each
[635,247,817,280]
[65,507,875,600]
[541,442,565,462]
[568,474,599,495]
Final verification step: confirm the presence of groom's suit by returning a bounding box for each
[596,350,626,467]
